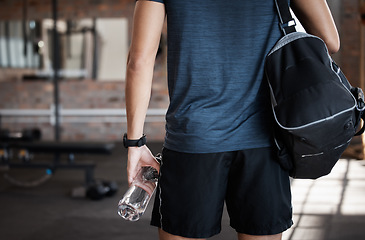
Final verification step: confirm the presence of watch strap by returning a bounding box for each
[123,133,147,148]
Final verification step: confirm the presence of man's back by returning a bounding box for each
[163,0,283,153]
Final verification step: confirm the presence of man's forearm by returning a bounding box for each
[291,0,339,53]
[125,56,155,140]
[125,1,165,140]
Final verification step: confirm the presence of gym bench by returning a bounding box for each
[1,141,115,188]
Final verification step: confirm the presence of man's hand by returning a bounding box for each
[127,145,160,186]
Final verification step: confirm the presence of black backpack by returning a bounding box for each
[264,0,365,179]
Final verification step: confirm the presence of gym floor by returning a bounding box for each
[1,141,365,240]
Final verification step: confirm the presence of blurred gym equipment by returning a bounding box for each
[0,128,117,200]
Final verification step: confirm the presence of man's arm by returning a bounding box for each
[291,0,340,54]
[125,0,165,184]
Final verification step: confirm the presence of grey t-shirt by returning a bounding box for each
[143,0,284,153]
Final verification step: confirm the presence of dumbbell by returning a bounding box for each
[85,180,119,200]
[0,147,10,162]
[0,129,10,141]
[18,149,32,162]
[21,128,41,141]
[103,180,118,197]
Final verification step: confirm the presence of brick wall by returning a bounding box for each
[0,0,168,141]
[0,74,168,141]
[339,0,364,151]
[340,0,362,87]
[0,0,135,20]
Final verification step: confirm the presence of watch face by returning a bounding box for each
[123,134,128,148]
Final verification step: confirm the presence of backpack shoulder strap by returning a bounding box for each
[275,0,297,35]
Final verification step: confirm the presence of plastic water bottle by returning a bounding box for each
[117,163,159,221]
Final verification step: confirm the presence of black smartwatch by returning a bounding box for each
[123,133,147,148]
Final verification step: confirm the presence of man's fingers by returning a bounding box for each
[126,145,160,185]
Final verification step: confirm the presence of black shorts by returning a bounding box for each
[150,147,293,238]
